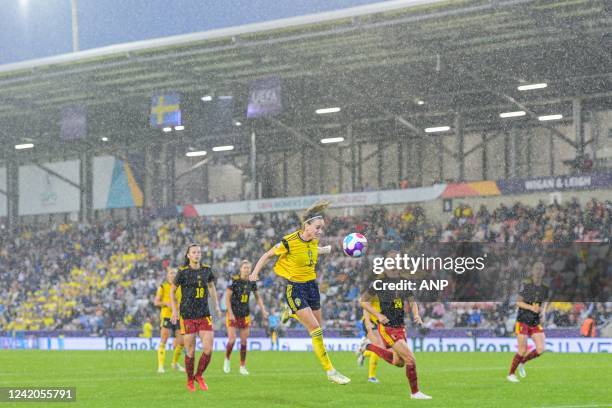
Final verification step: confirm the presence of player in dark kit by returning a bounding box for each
[170,244,221,392]
[507,261,549,383]
[223,260,268,375]
[359,253,432,400]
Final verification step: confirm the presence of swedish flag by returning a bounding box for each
[150,93,181,128]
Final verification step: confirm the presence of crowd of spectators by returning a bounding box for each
[0,197,609,336]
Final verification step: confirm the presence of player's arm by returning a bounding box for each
[249,247,277,281]
[360,292,388,324]
[208,280,222,316]
[516,295,539,313]
[318,245,331,254]
[169,282,179,324]
[226,286,234,320]
[540,301,549,325]
[254,291,269,318]
[407,296,423,325]
[154,286,164,308]
[362,309,374,332]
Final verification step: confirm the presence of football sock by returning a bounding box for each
[509,353,522,375]
[196,353,211,377]
[406,362,419,394]
[185,355,195,381]
[157,343,166,368]
[310,328,333,372]
[368,353,379,378]
[172,344,183,366]
[240,344,247,366]
[225,341,235,359]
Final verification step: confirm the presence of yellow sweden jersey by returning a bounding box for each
[156,281,182,320]
[273,231,318,282]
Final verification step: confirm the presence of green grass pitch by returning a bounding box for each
[1,351,610,407]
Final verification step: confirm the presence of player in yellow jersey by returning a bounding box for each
[249,200,350,385]
[154,267,185,373]
[357,295,384,383]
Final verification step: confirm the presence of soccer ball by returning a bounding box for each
[342,233,367,257]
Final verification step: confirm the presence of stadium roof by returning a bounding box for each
[0,0,610,160]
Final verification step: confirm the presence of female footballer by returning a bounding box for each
[507,261,548,383]
[360,252,432,400]
[357,296,384,383]
[223,260,268,375]
[170,244,222,392]
[153,267,184,373]
[248,200,350,385]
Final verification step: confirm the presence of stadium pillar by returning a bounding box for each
[203,162,209,203]
[168,145,176,206]
[143,146,153,210]
[416,137,423,187]
[160,144,168,207]
[6,155,18,228]
[573,98,585,159]
[282,150,288,196]
[357,143,363,189]
[349,125,356,192]
[503,130,510,179]
[455,113,465,181]
[526,133,533,177]
[79,151,93,223]
[482,132,488,180]
[549,131,555,176]
[397,140,403,184]
[300,149,306,196]
[437,136,444,182]
[320,152,326,194]
[338,147,344,193]
[250,131,258,199]
[377,142,383,189]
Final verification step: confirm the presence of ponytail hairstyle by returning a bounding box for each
[301,200,330,226]
[183,243,200,267]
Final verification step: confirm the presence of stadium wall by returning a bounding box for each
[2,336,610,353]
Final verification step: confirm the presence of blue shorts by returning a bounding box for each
[285,280,320,312]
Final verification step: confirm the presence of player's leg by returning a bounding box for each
[195,327,214,390]
[362,325,397,366]
[224,320,237,373]
[522,331,546,368]
[365,330,384,382]
[183,330,197,391]
[171,331,185,371]
[158,326,169,373]
[295,307,348,384]
[239,325,250,374]
[392,340,431,400]
[508,330,528,382]
[271,328,279,351]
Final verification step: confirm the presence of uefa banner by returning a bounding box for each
[2,336,609,353]
[181,185,447,217]
[18,160,80,215]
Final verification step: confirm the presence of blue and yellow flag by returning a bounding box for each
[150,93,181,128]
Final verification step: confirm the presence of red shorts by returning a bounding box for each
[378,324,406,348]
[226,314,251,329]
[515,322,544,336]
[180,316,213,335]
